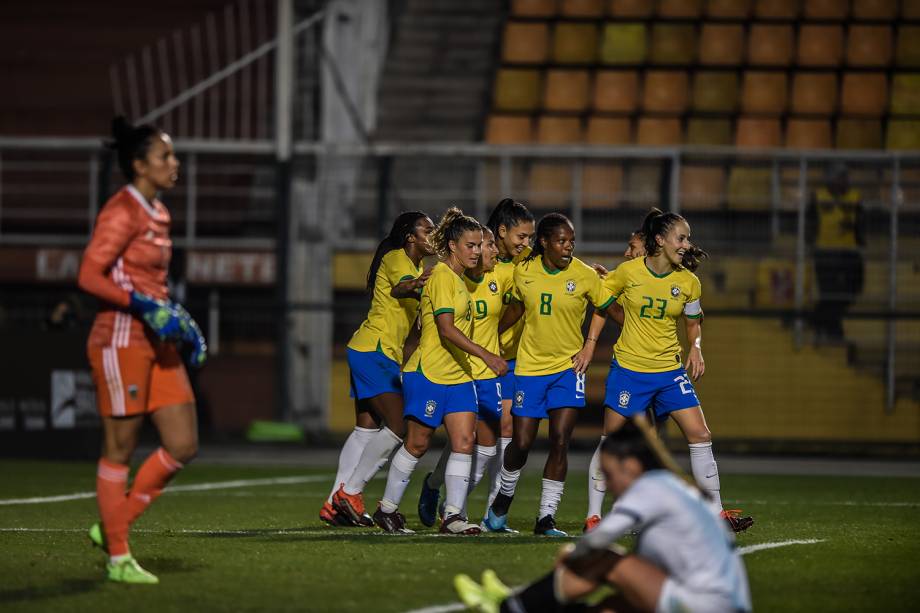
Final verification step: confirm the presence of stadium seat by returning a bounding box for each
[544,70,591,112]
[494,69,542,111]
[852,0,897,19]
[502,23,550,64]
[600,23,647,64]
[624,164,663,206]
[748,25,793,66]
[586,116,632,143]
[835,119,883,149]
[840,73,888,116]
[903,0,920,18]
[886,120,920,150]
[650,24,696,65]
[727,167,772,210]
[553,23,599,64]
[593,71,639,112]
[698,24,744,66]
[642,71,688,113]
[896,27,920,67]
[891,74,920,116]
[686,118,733,145]
[754,0,799,19]
[786,119,833,149]
[537,116,583,143]
[636,117,682,145]
[680,166,726,210]
[530,117,582,206]
[736,118,782,147]
[707,0,751,17]
[560,0,605,17]
[582,164,624,209]
[658,0,702,17]
[485,115,534,143]
[607,0,654,17]
[511,0,557,17]
[741,72,787,115]
[791,73,838,115]
[803,0,848,19]
[846,26,893,67]
[797,25,843,66]
[692,72,739,113]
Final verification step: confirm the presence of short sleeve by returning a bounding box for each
[429,269,457,316]
[586,267,615,310]
[381,250,417,287]
[684,274,703,318]
[603,262,629,299]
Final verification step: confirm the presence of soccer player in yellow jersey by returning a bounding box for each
[418,225,516,527]
[583,209,753,533]
[326,212,435,527]
[373,208,507,535]
[485,213,615,537]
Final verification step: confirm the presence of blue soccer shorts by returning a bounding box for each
[474,378,503,422]
[604,359,700,418]
[347,348,402,400]
[498,358,516,401]
[512,368,586,419]
[402,371,478,428]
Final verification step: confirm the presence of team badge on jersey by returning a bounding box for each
[618,390,630,408]
[670,284,680,298]
[514,390,525,409]
[424,400,437,417]
[565,279,577,294]
[489,280,498,293]
[128,384,138,399]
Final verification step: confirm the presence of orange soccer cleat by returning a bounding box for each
[332,485,374,527]
[721,509,754,533]
[583,515,601,533]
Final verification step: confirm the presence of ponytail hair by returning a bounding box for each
[366,211,429,291]
[105,116,162,182]
[486,198,534,240]
[640,208,707,271]
[632,226,707,271]
[430,207,481,260]
[524,213,574,262]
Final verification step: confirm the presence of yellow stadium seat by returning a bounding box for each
[852,0,897,19]
[582,164,624,209]
[847,26,893,67]
[803,0,848,19]
[891,74,920,116]
[608,0,654,17]
[680,166,725,210]
[741,72,787,115]
[748,24,794,66]
[553,23,599,64]
[530,117,581,206]
[835,119,883,149]
[502,23,550,64]
[586,117,632,143]
[706,0,751,17]
[560,0,604,17]
[544,70,591,112]
[840,73,888,117]
[642,71,688,113]
[735,118,782,147]
[698,24,744,66]
[624,165,662,205]
[658,0,702,17]
[886,120,920,150]
[797,25,843,67]
[636,117,682,145]
[896,27,920,67]
[786,119,833,149]
[650,24,696,65]
[593,71,639,112]
[727,167,772,210]
[754,0,799,18]
[537,116,583,143]
[686,118,733,145]
[692,72,739,113]
[600,23,647,64]
[494,69,542,111]
[511,0,557,17]
[791,73,837,115]
[485,115,534,144]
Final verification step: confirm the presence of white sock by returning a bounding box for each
[539,478,565,519]
[343,427,402,496]
[487,437,513,508]
[327,426,378,502]
[109,553,132,565]
[379,445,419,513]
[498,464,521,498]
[469,444,497,494]
[689,441,723,514]
[443,452,473,517]
[427,445,450,490]
[586,435,607,518]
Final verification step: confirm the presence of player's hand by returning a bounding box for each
[129,291,189,341]
[174,305,208,368]
[571,342,596,374]
[410,267,434,290]
[685,347,705,381]
[591,263,609,278]
[483,352,508,377]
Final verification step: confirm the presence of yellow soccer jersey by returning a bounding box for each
[498,246,531,360]
[605,257,703,373]
[347,248,422,363]
[404,262,474,384]
[514,256,614,377]
[465,264,515,380]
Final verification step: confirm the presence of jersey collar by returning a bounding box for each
[125,185,161,219]
[643,257,674,279]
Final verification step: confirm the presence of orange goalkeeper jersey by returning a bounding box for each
[78,185,173,349]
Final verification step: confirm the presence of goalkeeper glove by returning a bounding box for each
[175,304,208,368]
[129,291,190,341]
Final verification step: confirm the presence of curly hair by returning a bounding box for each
[430,207,481,260]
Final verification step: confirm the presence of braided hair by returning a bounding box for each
[430,207,482,261]
[106,116,163,182]
[524,213,574,262]
[486,198,534,242]
[366,211,430,292]
[639,208,708,272]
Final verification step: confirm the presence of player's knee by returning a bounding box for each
[686,428,711,445]
[167,439,198,464]
[387,420,407,439]
[404,432,431,457]
[450,434,475,454]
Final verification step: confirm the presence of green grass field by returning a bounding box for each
[1,458,919,612]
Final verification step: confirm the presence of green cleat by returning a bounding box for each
[88,522,108,554]
[454,572,502,613]
[481,569,511,602]
[106,556,159,584]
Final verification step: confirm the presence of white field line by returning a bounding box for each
[726,500,920,508]
[0,475,329,506]
[0,527,515,539]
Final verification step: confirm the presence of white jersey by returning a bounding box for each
[577,470,751,612]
